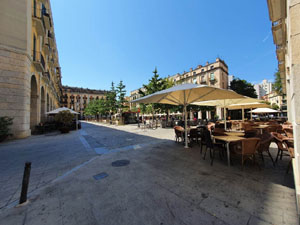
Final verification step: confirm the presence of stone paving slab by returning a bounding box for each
[0,136,298,225]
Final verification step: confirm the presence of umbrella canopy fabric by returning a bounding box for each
[131,83,244,148]
[249,108,280,113]
[227,102,270,110]
[45,107,79,115]
[191,97,262,127]
[191,97,263,108]
[132,83,244,105]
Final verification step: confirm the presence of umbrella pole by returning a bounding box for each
[242,107,245,122]
[184,104,188,148]
[76,114,78,130]
[250,108,253,120]
[224,107,227,130]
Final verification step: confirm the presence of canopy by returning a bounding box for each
[249,108,279,113]
[132,83,244,105]
[132,83,244,148]
[227,102,270,110]
[191,97,262,108]
[191,97,262,128]
[45,107,79,115]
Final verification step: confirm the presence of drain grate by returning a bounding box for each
[111,160,130,167]
[93,172,108,180]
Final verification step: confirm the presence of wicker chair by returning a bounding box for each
[232,138,261,169]
[283,140,294,174]
[174,126,184,143]
[188,128,199,145]
[202,129,225,165]
[271,132,290,162]
[256,132,275,166]
[284,128,293,138]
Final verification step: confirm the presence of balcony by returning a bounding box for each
[43,37,50,55]
[276,46,285,63]
[32,51,45,72]
[272,20,286,46]
[48,31,55,48]
[42,9,51,30]
[267,0,286,22]
[32,7,45,36]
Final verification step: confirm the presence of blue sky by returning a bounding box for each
[51,0,277,94]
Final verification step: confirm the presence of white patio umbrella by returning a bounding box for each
[45,107,79,115]
[46,107,80,130]
[132,83,244,148]
[191,97,262,129]
[227,102,270,120]
[249,108,279,113]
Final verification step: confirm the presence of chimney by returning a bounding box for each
[216,57,220,62]
[190,68,193,72]
[206,61,209,65]
[197,65,202,68]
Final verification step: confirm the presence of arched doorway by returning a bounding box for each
[30,75,38,130]
[41,87,45,122]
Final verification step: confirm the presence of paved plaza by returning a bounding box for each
[0,122,298,224]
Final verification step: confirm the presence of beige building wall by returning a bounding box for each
[0,0,62,138]
[62,86,107,117]
[267,0,300,215]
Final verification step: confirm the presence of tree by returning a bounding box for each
[230,78,257,98]
[116,80,127,113]
[105,82,117,119]
[138,67,170,119]
[271,103,279,110]
[273,71,283,95]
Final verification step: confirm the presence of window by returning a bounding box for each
[210,73,215,80]
[193,72,196,75]
[193,78,197,84]
[210,65,214,70]
[201,69,204,72]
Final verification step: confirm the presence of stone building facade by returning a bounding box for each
[267,0,300,213]
[168,58,229,89]
[61,86,107,118]
[129,58,229,118]
[0,0,62,138]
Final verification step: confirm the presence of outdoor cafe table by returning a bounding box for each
[224,132,244,137]
[213,135,245,167]
[251,125,269,134]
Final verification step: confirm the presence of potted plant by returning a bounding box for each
[0,116,13,142]
[54,111,74,133]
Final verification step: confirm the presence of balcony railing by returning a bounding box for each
[32,7,45,36]
[32,51,45,72]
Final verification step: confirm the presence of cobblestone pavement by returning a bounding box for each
[0,122,174,211]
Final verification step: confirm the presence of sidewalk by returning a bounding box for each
[0,136,297,225]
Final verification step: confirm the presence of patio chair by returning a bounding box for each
[212,128,226,136]
[244,129,259,138]
[283,140,294,174]
[202,129,225,165]
[256,132,275,167]
[271,132,290,162]
[188,128,199,145]
[284,128,293,138]
[232,138,261,169]
[174,126,184,143]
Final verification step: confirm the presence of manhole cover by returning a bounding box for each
[111,160,130,167]
[93,172,108,180]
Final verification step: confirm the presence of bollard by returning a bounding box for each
[19,162,31,204]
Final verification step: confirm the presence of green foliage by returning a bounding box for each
[116,80,128,113]
[54,111,74,127]
[139,67,175,114]
[0,116,13,140]
[106,82,117,114]
[271,103,279,110]
[230,78,257,98]
[273,71,283,95]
